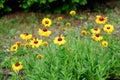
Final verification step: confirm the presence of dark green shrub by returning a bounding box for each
[0,0,87,16]
[19,0,87,13]
[0,0,111,16]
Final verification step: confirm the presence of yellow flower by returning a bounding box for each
[12,62,23,72]
[91,34,103,42]
[10,44,18,52]
[20,33,32,41]
[66,22,71,27]
[38,28,51,37]
[30,38,42,48]
[16,41,22,47]
[42,18,52,27]
[102,41,108,47]
[103,24,114,34]
[42,41,48,46]
[90,28,101,34]
[37,54,42,60]
[70,10,76,16]
[61,27,66,31]
[95,15,107,24]
[81,30,87,35]
[24,43,30,48]
[54,35,66,45]
[82,26,87,30]
[57,16,63,21]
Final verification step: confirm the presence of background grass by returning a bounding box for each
[0,8,120,80]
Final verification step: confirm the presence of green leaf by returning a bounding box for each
[48,0,55,3]
[73,0,79,3]
[40,0,46,4]
[0,3,4,9]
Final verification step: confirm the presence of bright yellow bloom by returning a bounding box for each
[57,16,63,21]
[16,41,22,47]
[12,62,23,72]
[54,35,66,45]
[10,44,18,51]
[81,30,87,35]
[42,18,52,27]
[66,22,71,27]
[70,10,76,16]
[42,41,48,46]
[91,28,101,34]
[24,43,30,48]
[103,24,114,34]
[37,54,42,60]
[91,34,103,42]
[61,27,66,31]
[30,38,42,48]
[102,41,108,47]
[38,28,51,37]
[95,15,107,24]
[20,33,32,41]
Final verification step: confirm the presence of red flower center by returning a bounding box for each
[15,62,20,67]
[58,37,62,41]
[45,20,49,24]
[13,46,16,49]
[99,17,104,21]
[104,43,106,45]
[107,27,110,29]
[34,40,38,44]
[43,28,48,32]
[95,34,100,37]
[24,33,28,36]
[94,28,98,31]
[82,32,86,35]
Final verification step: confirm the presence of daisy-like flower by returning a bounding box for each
[91,28,101,34]
[81,30,87,35]
[57,16,63,21]
[70,10,76,16]
[38,28,51,37]
[12,62,23,72]
[16,41,22,47]
[66,22,71,27]
[95,15,107,24]
[24,43,30,48]
[54,35,66,45]
[30,38,42,48]
[42,18,52,27]
[103,24,114,34]
[20,33,32,41]
[102,41,108,47]
[37,54,42,60]
[42,41,48,46]
[10,44,18,52]
[61,27,66,31]
[91,34,103,42]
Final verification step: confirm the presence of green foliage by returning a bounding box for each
[0,10,120,79]
[0,0,87,16]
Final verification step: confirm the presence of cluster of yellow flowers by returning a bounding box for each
[85,15,114,47]
[81,15,114,47]
[10,10,115,72]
